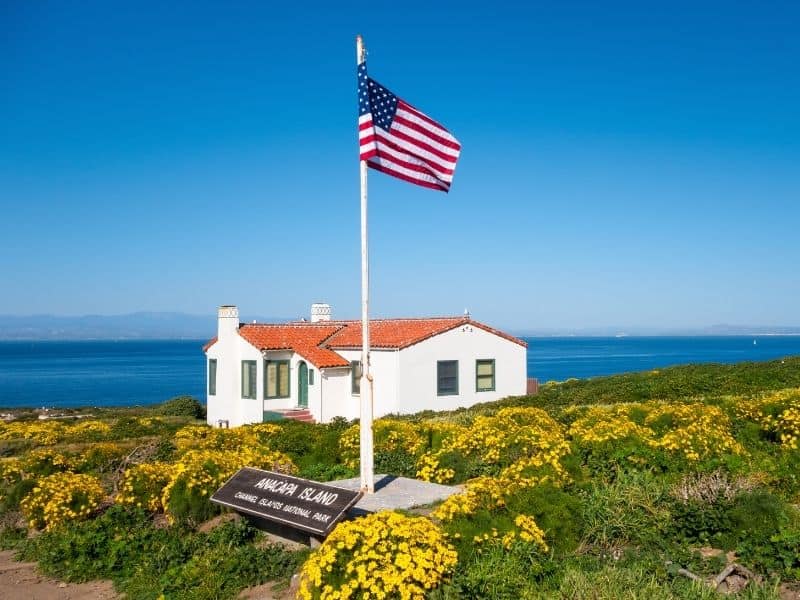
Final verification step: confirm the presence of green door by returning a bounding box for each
[298,362,308,408]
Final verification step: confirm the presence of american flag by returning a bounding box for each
[358,62,461,192]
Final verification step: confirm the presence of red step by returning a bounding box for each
[273,408,316,424]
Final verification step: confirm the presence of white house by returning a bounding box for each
[203,304,527,426]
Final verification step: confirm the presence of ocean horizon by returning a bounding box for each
[1,336,799,409]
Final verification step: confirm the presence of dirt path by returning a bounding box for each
[0,550,298,600]
[0,551,118,600]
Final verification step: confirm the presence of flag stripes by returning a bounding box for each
[358,63,461,192]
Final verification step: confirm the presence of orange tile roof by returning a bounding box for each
[202,337,217,352]
[202,317,525,367]
[324,317,528,349]
[238,323,350,368]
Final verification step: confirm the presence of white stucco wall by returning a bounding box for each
[205,333,263,428]
[319,368,355,423]
[397,325,527,414]
[333,349,399,420]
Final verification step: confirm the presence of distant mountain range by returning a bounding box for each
[0,312,288,340]
[516,324,800,337]
[0,313,798,341]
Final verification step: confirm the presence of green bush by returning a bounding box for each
[373,449,418,477]
[123,542,306,600]
[18,506,196,583]
[157,396,206,419]
[670,497,733,546]
[271,420,317,456]
[0,525,26,550]
[578,437,669,478]
[163,476,222,525]
[505,484,584,554]
[277,420,352,478]
[0,478,36,512]
[0,440,32,458]
[670,488,791,550]
[726,490,791,546]
[297,462,355,482]
[435,540,555,599]
[108,416,157,439]
[738,526,800,580]
[580,471,672,550]
[18,506,304,598]
[487,357,800,412]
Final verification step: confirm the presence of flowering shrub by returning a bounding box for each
[778,404,800,450]
[299,511,458,600]
[116,461,173,512]
[418,407,570,485]
[732,388,800,450]
[21,472,106,530]
[340,420,427,470]
[432,476,507,522]
[21,448,76,476]
[473,514,549,552]
[76,442,126,472]
[569,404,653,446]
[174,423,283,452]
[646,403,745,461]
[0,419,119,446]
[0,421,65,445]
[0,458,24,484]
[427,408,571,522]
[568,401,745,464]
[161,448,296,521]
[65,420,112,441]
[175,425,244,452]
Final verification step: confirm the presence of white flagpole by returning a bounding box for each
[357,34,374,494]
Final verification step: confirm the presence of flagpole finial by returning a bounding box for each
[356,35,366,64]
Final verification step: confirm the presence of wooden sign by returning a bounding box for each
[211,467,363,536]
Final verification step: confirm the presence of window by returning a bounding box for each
[437,360,459,396]
[476,359,496,392]
[241,360,257,399]
[351,360,362,395]
[309,368,315,386]
[208,359,217,395]
[264,360,290,399]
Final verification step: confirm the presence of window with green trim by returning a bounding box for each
[241,360,257,399]
[437,360,459,396]
[208,359,217,396]
[351,360,362,395]
[309,368,315,386]
[264,360,290,399]
[476,359,495,392]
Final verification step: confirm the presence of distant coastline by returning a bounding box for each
[1,312,799,341]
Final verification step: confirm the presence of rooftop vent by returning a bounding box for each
[311,303,332,323]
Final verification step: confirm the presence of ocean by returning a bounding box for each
[0,336,799,409]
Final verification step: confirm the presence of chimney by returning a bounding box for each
[218,305,240,339]
[310,303,331,323]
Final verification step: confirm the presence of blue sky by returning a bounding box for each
[2,1,798,330]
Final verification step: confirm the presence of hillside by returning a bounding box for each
[0,359,799,599]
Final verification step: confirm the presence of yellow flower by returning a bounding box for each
[298,512,457,600]
[21,472,105,530]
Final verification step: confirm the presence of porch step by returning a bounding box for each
[271,408,316,424]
